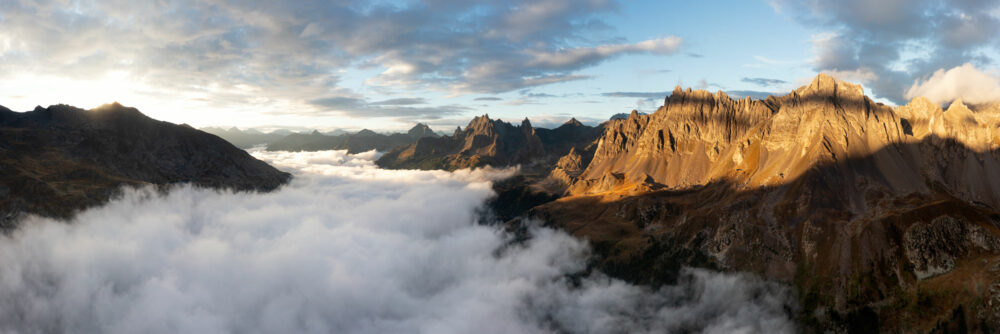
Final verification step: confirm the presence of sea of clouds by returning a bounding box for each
[0,150,796,333]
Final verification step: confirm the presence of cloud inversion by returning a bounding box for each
[0,150,796,334]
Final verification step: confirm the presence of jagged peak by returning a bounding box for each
[356,129,377,136]
[521,117,532,128]
[408,123,431,132]
[310,129,322,135]
[948,98,967,110]
[562,117,583,127]
[629,109,639,119]
[796,73,865,98]
[945,99,974,117]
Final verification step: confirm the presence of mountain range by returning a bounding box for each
[378,74,1000,332]
[203,124,441,154]
[4,74,1000,332]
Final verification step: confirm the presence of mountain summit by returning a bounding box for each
[519,74,1000,332]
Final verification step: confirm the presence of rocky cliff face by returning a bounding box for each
[0,103,290,227]
[266,123,438,153]
[527,75,1000,332]
[376,115,601,171]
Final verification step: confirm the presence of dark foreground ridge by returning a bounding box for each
[0,102,290,227]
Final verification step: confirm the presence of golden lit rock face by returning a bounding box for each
[570,74,1000,207]
[530,74,1000,332]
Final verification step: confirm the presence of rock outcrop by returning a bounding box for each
[0,103,291,227]
[524,74,1000,332]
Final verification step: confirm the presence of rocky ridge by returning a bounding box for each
[525,74,1000,332]
[0,103,290,227]
[376,115,602,171]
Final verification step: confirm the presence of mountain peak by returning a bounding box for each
[797,73,864,98]
[407,123,437,137]
[562,118,583,127]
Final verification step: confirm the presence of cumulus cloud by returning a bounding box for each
[0,150,796,333]
[772,0,1000,103]
[905,63,1000,105]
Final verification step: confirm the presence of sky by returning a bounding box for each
[1,0,999,131]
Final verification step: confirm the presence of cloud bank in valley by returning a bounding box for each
[0,150,795,333]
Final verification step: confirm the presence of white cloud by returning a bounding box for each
[905,63,1000,105]
[0,150,796,333]
[821,68,878,83]
[526,37,682,69]
[776,0,1000,104]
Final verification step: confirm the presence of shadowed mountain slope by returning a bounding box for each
[0,103,290,227]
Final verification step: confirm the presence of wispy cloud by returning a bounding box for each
[741,77,787,87]
[307,96,469,119]
[601,91,669,99]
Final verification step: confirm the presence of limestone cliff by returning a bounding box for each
[529,74,1000,332]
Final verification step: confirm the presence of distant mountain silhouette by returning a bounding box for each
[265,124,439,153]
[200,127,291,149]
[376,116,602,171]
[0,103,290,228]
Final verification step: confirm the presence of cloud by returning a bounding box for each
[0,0,684,119]
[0,150,796,333]
[525,37,682,70]
[741,77,787,87]
[821,68,879,83]
[473,97,503,101]
[726,90,779,100]
[601,91,669,99]
[772,0,1000,103]
[307,96,469,119]
[905,63,1000,105]
[369,97,428,106]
